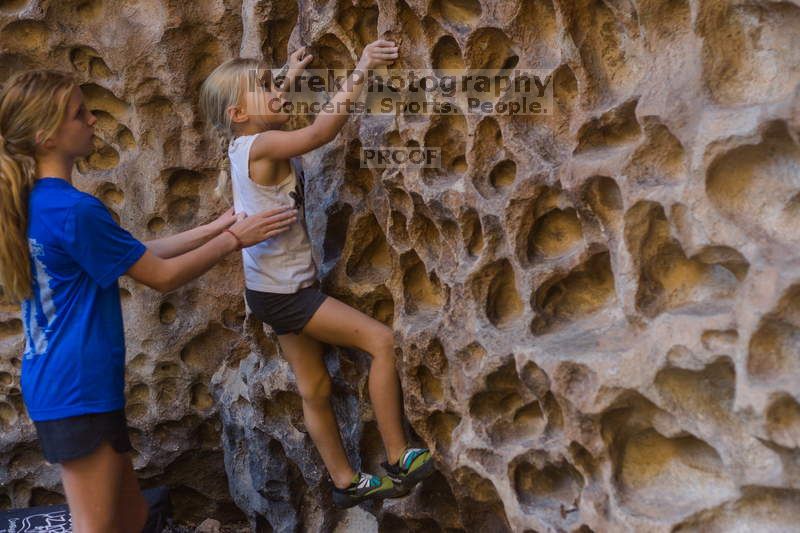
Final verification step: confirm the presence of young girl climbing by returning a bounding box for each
[199,40,434,508]
[0,69,298,532]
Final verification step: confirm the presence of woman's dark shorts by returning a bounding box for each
[245,281,328,335]
[33,409,133,464]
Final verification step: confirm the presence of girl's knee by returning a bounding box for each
[369,326,395,359]
[298,371,332,403]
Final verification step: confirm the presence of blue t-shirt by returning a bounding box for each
[21,177,146,422]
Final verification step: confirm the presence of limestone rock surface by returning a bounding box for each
[1,0,800,532]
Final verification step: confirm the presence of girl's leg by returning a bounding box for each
[302,297,408,465]
[277,331,357,489]
[60,441,148,533]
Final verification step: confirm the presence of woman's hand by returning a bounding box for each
[357,40,399,70]
[227,206,298,247]
[208,207,237,234]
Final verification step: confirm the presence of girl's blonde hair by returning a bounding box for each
[199,57,268,204]
[0,70,76,303]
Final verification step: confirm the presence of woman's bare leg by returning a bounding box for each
[302,297,408,465]
[60,441,147,533]
[116,451,149,533]
[277,331,357,489]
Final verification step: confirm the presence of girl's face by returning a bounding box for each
[47,87,97,158]
[240,69,291,128]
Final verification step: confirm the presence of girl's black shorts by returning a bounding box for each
[245,281,328,336]
[33,409,133,464]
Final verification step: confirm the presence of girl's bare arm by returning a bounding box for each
[249,39,399,161]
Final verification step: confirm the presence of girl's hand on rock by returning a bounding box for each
[357,40,399,70]
[288,47,314,70]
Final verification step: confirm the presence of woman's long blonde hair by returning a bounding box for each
[199,57,268,204]
[0,70,76,303]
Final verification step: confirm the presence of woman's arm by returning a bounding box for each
[144,208,236,259]
[127,206,297,293]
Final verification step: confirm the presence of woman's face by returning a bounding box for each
[48,87,97,158]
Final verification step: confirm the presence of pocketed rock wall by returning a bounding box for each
[1,0,800,531]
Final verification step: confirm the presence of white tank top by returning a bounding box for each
[228,133,317,293]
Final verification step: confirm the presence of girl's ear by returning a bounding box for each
[34,130,56,151]
[227,104,247,124]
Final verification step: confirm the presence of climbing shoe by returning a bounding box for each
[381,447,435,495]
[332,472,396,508]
